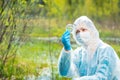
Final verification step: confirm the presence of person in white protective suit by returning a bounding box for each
[58,16,120,80]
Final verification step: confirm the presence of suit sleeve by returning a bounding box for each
[58,48,81,77]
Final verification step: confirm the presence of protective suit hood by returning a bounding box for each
[72,16,100,47]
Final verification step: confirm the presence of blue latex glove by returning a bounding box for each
[61,30,71,50]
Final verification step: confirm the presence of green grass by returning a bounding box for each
[99,28,120,38]
[109,43,120,57]
[15,40,70,79]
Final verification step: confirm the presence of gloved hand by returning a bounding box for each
[61,30,71,51]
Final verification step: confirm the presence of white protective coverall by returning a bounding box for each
[58,16,120,80]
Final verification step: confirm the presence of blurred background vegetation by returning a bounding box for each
[0,0,120,80]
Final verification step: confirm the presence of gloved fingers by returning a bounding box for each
[61,37,70,44]
[64,36,70,39]
[62,32,70,40]
[63,30,70,36]
[62,34,70,41]
[61,31,70,39]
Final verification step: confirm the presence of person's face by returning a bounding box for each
[73,25,91,45]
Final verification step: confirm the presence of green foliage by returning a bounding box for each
[42,0,120,21]
[0,0,40,79]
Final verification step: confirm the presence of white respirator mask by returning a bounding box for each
[76,31,91,45]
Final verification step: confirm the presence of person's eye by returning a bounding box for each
[82,29,87,32]
[76,30,80,34]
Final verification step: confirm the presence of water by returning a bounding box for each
[24,68,52,80]
[32,37,120,44]
[37,68,52,80]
